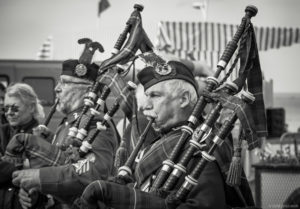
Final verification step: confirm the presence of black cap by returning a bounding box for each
[61,59,99,82]
[137,60,197,91]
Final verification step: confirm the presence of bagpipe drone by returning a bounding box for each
[1,4,153,168]
[75,4,267,209]
[2,4,266,209]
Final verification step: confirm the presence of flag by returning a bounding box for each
[36,36,53,60]
[192,0,208,21]
[98,0,110,17]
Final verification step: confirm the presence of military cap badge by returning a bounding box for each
[75,63,88,77]
[155,63,173,75]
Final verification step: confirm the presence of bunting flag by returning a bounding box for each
[98,0,110,17]
[36,36,53,60]
[156,21,300,79]
[192,0,208,21]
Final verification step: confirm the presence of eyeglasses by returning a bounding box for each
[4,104,19,113]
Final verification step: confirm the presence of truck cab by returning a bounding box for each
[0,59,125,132]
[0,59,63,131]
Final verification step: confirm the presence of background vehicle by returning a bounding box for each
[0,59,125,132]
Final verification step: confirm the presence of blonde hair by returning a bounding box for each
[6,83,45,122]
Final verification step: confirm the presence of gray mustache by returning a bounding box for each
[143,110,158,119]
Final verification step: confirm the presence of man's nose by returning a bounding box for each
[54,83,61,93]
[143,98,153,110]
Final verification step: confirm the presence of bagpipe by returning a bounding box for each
[2,4,266,209]
[75,4,267,209]
[71,3,155,159]
[1,4,155,169]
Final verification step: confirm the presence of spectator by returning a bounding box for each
[0,82,44,156]
[0,82,45,209]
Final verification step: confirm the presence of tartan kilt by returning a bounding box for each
[2,133,66,168]
[80,180,167,209]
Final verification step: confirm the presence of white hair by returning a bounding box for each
[57,75,93,114]
[135,84,147,111]
[60,75,93,85]
[163,79,198,107]
[6,83,45,122]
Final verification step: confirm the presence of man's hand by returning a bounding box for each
[18,188,39,209]
[12,169,41,191]
[32,125,53,139]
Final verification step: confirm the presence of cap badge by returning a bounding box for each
[155,63,172,75]
[73,112,79,120]
[75,64,87,77]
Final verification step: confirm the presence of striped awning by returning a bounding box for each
[156,21,300,79]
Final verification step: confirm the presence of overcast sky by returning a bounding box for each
[0,0,300,93]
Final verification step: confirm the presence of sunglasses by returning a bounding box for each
[4,104,19,113]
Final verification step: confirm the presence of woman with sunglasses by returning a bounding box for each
[0,82,44,154]
[0,82,45,209]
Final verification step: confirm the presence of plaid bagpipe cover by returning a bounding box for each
[77,180,167,209]
[2,68,134,170]
[2,133,66,168]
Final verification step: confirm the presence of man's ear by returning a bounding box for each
[180,91,190,108]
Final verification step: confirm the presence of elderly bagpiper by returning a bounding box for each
[77,57,237,209]
[8,45,120,208]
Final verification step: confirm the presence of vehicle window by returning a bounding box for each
[23,77,55,106]
[0,75,9,87]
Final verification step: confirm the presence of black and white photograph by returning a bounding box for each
[0,0,300,209]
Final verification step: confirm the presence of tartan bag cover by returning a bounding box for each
[3,133,66,168]
[2,110,106,169]
[200,89,259,150]
[233,22,267,138]
[98,68,134,120]
[79,180,166,209]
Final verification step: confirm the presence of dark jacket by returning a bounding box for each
[128,118,254,209]
[0,118,39,209]
[38,108,119,204]
[0,118,38,155]
[133,127,227,209]
[82,127,227,209]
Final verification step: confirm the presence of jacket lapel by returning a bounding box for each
[134,128,182,187]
